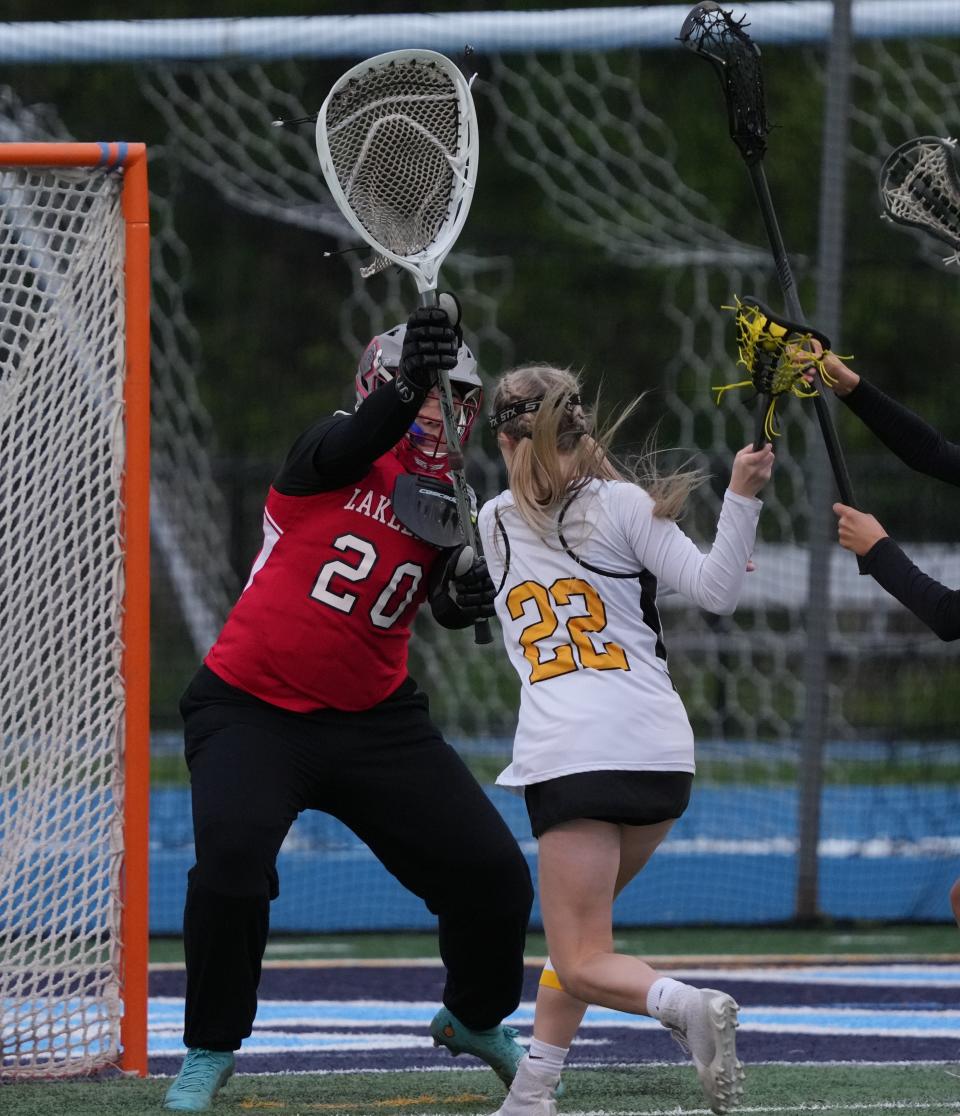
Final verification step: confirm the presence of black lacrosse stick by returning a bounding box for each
[680,1,859,514]
[679,0,768,167]
[879,136,960,264]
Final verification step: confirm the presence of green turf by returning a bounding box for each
[4,1065,958,1115]
[148,922,960,964]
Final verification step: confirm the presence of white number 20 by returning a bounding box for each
[310,533,423,629]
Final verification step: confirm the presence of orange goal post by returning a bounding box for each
[0,143,150,1077]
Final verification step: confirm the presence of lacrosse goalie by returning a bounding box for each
[163,298,533,1112]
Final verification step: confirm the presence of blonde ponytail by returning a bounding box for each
[489,364,705,535]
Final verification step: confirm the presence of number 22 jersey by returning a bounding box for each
[478,479,761,786]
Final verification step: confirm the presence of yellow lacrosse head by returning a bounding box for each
[714,294,832,440]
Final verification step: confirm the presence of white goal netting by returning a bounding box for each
[0,163,134,1075]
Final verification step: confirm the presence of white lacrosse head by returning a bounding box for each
[879,136,960,265]
[316,49,479,294]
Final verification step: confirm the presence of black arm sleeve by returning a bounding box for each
[862,536,960,641]
[274,379,425,495]
[843,379,960,487]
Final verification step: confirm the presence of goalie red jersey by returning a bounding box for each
[206,451,440,712]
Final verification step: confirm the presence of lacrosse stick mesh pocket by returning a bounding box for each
[879,136,960,264]
[714,295,830,440]
[323,58,462,259]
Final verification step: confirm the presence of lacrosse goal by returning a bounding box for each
[0,143,150,1077]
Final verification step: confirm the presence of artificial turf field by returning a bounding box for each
[5,1065,960,1115]
[4,925,960,1116]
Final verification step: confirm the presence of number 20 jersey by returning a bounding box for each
[205,450,440,713]
[478,479,761,786]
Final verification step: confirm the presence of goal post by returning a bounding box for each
[0,142,150,1077]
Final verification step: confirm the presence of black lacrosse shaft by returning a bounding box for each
[747,164,867,575]
[747,163,857,508]
[419,289,492,646]
[752,394,769,452]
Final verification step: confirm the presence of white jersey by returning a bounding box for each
[477,480,761,787]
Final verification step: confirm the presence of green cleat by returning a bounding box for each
[429,1007,525,1088]
[163,1048,235,1112]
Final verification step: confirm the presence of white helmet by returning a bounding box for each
[356,323,483,474]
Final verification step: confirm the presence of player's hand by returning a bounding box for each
[443,543,495,620]
[783,339,818,387]
[801,337,859,396]
[821,350,859,397]
[787,338,859,397]
[729,442,775,498]
[397,295,462,396]
[833,503,887,556]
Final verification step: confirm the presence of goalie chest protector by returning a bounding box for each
[206,451,440,713]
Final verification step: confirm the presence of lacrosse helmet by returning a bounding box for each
[356,322,483,475]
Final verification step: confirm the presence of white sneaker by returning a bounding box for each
[491,1054,559,1116]
[661,987,744,1114]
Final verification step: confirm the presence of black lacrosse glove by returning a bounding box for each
[396,294,462,397]
[428,542,496,629]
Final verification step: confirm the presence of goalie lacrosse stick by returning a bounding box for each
[680,1,858,509]
[315,48,491,644]
[716,295,829,449]
[879,135,960,265]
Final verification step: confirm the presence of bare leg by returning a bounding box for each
[492,821,675,1115]
[531,818,675,1044]
[499,817,741,1113]
[531,982,587,1048]
[539,819,743,1113]
[537,818,674,1013]
[951,877,960,928]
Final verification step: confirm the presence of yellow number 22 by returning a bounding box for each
[506,577,629,684]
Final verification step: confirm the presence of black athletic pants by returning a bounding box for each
[180,665,533,1051]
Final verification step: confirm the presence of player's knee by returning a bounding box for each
[553,964,587,1002]
[549,952,597,1002]
[489,850,534,920]
[434,849,532,920]
[950,878,960,925]
[193,829,279,900]
[477,843,533,898]
[505,854,535,916]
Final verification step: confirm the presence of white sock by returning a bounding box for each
[646,976,690,1021]
[527,1038,567,1072]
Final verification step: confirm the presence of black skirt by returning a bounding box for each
[523,769,694,838]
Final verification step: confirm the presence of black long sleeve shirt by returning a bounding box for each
[843,379,960,640]
[272,379,473,629]
[275,379,424,496]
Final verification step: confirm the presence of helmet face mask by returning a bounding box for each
[356,323,482,476]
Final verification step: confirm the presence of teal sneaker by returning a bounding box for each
[163,1048,235,1112]
[429,1007,525,1088]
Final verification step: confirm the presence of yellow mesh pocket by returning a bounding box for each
[714,294,835,441]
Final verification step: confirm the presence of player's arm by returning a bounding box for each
[428,544,496,630]
[275,306,457,496]
[275,380,424,495]
[619,448,768,615]
[641,492,761,614]
[824,354,960,486]
[858,535,960,641]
